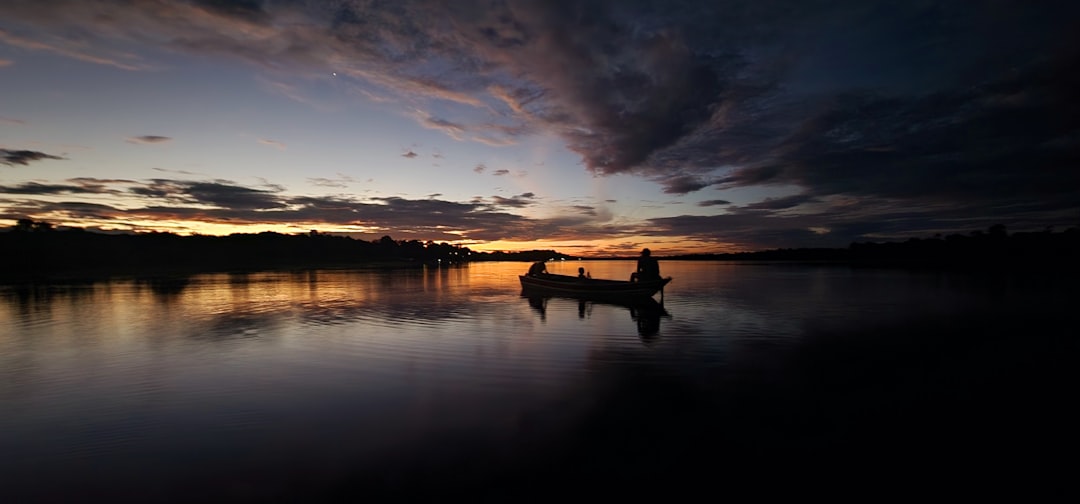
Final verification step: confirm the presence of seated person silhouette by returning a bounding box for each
[630,248,661,282]
[578,267,591,279]
[528,261,548,276]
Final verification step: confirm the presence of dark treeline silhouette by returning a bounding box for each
[848,224,1080,270]
[476,249,573,263]
[5,219,1078,280]
[0,219,569,280]
[661,224,1079,271]
[666,247,849,262]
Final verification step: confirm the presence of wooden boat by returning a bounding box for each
[519,272,672,299]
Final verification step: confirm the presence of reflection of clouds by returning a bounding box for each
[121,269,530,339]
[294,298,471,328]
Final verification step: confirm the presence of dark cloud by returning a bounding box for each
[717,51,1080,218]
[129,179,285,209]
[698,199,730,207]
[401,150,418,158]
[659,175,713,195]
[0,180,118,195]
[0,182,87,195]
[184,181,285,209]
[492,169,510,176]
[1,149,65,166]
[743,194,816,211]
[473,164,486,174]
[573,205,597,216]
[152,167,201,176]
[126,135,172,144]
[491,192,536,208]
[9,201,123,221]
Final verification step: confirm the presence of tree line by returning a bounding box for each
[0,219,572,280]
[668,224,1079,270]
[846,224,1080,269]
[3,219,1076,280]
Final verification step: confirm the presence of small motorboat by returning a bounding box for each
[519,272,672,299]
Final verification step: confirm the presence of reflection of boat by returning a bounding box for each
[521,292,671,339]
[519,273,672,299]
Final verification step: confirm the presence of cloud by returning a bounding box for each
[573,205,598,216]
[490,192,536,208]
[257,138,286,150]
[0,178,125,195]
[126,135,172,144]
[1,176,649,244]
[0,27,148,71]
[715,53,1080,216]
[401,150,418,159]
[308,174,356,188]
[0,58,12,67]
[152,167,201,176]
[128,179,286,210]
[743,194,816,211]
[420,116,467,140]
[492,169,510,176]
[0,116,26,125]
[659,175,714,195]
[1,149,65,166]
[3,0,1079,247]
[698,200,730,207]
[0,182,93,195]
[473,164,486,174]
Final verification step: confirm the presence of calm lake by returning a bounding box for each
[2,261,1076,500]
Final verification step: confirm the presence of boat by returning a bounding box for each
[519,272,672,299]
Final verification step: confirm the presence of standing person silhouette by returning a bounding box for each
[578,267,590,279]
[631,248,660,282]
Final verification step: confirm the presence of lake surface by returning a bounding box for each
[2,261,1076,500]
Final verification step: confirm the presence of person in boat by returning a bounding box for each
[630,248,661,282]
[528,261,548,276]
[578,267,591,279]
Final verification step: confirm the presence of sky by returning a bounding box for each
[1,0,1078,256]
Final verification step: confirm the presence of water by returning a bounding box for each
[1,261,1076,500]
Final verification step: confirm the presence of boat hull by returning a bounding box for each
[519,273,671,299]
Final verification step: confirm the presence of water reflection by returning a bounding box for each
[4,262,1076,500]
[523,293,671,342]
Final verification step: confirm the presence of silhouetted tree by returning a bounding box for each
[14,218,34,232]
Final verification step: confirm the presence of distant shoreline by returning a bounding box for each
[2,222,1077,283]
[4,256,1076,285]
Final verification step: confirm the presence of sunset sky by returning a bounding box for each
[2,0,1078,256]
